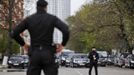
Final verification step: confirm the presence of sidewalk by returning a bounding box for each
[0,65,4,69]
[0,64,8,69]
[0,64,27,72]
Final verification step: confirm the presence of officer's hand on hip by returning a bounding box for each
[56,44,64,53]
[23,44,30,55]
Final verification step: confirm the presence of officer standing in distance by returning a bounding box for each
[88,47,99,75]
[11,0,70,75]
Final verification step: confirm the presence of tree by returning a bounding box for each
[0,0,24,54]
[111,0,134,53]
[67,0,134,53]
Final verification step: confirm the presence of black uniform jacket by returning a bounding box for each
[88,51,99,63]
[11,9,69,47]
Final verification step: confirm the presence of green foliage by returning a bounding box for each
[67,0,134,53]
[11,40,20,54]
[0,29,8,53]
[0,29,20,54]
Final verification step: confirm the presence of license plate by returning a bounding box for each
[14,63,19,65]
[80,63,84,65]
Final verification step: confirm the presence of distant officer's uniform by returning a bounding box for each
[88,50,99,75]
[11,0,69,75]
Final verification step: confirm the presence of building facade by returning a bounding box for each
[24,0,71,22]
[46,0,71,43]
[0,0,24,29]
[46,0,71,22]
[24,0,37,17]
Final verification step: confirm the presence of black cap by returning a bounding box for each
[37,0,48,7]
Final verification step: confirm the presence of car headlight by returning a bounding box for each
[73,60,78,63]
[108,59,111,62]
[62,57,66,61]
[66,60,70,62]
[8,61,12,63]
[131,61,134,63]
[25,60,29,63]
[21,61,24,63]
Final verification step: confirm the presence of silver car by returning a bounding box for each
[125,54,134,68]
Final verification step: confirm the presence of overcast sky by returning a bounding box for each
[71,0,87,15]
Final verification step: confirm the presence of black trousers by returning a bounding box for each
[27,46,58,75]
[89,62,98,75]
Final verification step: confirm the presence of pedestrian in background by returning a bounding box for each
[11,0,70,75]
[88,47,99,75]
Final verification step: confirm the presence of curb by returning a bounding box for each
[0,69,26,72]
[0,65,8,69]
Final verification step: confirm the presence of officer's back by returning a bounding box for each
[13,7,69,47]
[25,10,68,46]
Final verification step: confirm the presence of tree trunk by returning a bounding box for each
[2,0,14,67]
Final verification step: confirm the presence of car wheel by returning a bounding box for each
[22,66,25,69]
[65,65,68,67]
[8,66,11,68]
[104,64,106,67]
[120,64,124,68]
[22,65,25,69]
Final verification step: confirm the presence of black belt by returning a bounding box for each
[31,44,56,51]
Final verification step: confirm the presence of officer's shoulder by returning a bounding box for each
[24,14,36,20]
[46,13,57,19]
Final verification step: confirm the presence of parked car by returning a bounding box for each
[65,54,74,67]
[107,55,115,65]
[69,53,90,68]
[125,54,134,68]
[59,50,74,66]
[113,55,120,66]
[20,55,29,67]
[97,51,108,66]
[8,56,25,69]
[116,53,129,67]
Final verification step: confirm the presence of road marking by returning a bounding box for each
[74,69,84,75]
[60,67,85,75]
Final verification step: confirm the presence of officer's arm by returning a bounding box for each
[54,17,70,46]
[88,52,90,59]
[96,53,99,60]
[11,19,28,46]
[88,52,92,59]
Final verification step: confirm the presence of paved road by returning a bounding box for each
[0,67,134,75]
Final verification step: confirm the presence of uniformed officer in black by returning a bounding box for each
[88,47,99,75]
[11,0,69,75]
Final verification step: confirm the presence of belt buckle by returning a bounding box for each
[39,46,43,50]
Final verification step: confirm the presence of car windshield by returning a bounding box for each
[62,52,74,56]
[61,52,74,58]
[10,56,24,61]
[73,55,87,59]
[99,53,107,58]
[121,53,129,58]
[97,51,107,58]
